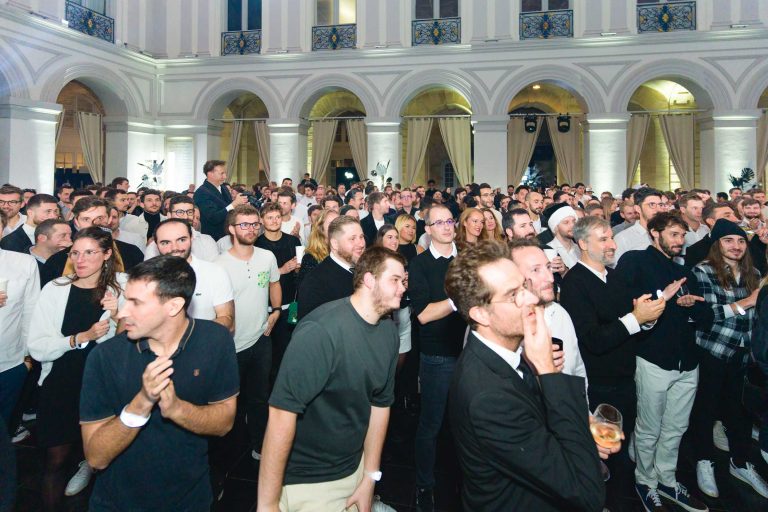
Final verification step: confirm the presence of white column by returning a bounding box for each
[104,119,166,189]
[472,115,508,187]
[699,111,760,193]
[584,113,629,195]
[0,98,60,193]
[366,117,402,185]
[268,119,308,185]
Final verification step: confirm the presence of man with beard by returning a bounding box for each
[688,219,768,499]
[611,212,713,512]
[509,239,584,380]
[144,195,219,261]
[683,203,740,269]
[0,185,26,236]
[560,217,665,459]
[739,198,763,232]
[0,193,59,254]
[612,201,639,236]
[613,187,663,265]
[216,205,281,461]
[153,219,234,332]
[526,191,545,234]
[546,204,580,271]
[297,216,366,320]
[258,247,404,511]
[502,208,537,240]
[125,189,166,242]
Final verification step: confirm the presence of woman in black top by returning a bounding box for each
[28,228,125,511]
[297,209,339,289]
[395,213,424,263]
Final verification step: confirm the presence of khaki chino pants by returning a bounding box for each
[279,459,364,512]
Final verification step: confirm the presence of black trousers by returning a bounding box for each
[689,347,751,465]
[269,312,295,382]
[588,376,637,459]
[237,336,272,453]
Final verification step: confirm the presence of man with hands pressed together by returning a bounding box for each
[79,256,238,511]
[447,240,608,512]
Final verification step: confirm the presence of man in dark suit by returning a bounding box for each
[193,160,247,241]
[361,191,394,246]
[446,240,608,512]
[0,193,60,254]
[296,216,365,320]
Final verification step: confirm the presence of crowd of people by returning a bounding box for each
[1,159,768,512]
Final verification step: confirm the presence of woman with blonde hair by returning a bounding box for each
[394,213,424,262]
[297,209,339,288]
[481,207,504,242]
[456,207,487,251]
[601,196,617,221]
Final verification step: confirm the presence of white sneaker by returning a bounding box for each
[11,425,30,443]
[372,496,397,512]
[696,460,719,498]
[64,461,93,496]
[628,433,636,464]
[713,421,729,452]
[729,459,768,499]
[21,412,37,422]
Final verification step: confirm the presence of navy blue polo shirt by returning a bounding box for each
[80,318,239,512]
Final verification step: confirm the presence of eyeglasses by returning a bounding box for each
[427,219,456,228]
[644,202,662,209]
[69,249,105,260]
[488,280,532,307]
[236,222,261,231]
[0,200,21,206]
[171,209,194,216]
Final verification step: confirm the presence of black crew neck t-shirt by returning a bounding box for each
[255,233,301,305]
[269,297,398,484]
[79,319,239,512]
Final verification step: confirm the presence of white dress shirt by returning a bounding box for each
[613,221,651,266]
[548,235,581,269]
[543,302,588,383]
[472,330,524,378]
[2,213,26,236]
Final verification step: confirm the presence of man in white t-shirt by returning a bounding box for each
[153,219,234,331]
[144,196,219,261]
[215,205,281,460]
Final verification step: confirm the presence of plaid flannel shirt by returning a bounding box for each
[692,263,759,364]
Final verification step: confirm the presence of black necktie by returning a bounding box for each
[517,358,539,392]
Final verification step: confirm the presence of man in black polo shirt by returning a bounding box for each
[79,256,238,512]
[258,246,404,511]
[409,203,465,512]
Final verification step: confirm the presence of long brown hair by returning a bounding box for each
[61,227,124,302]
[456,207,488,251]
[703,238,758,292]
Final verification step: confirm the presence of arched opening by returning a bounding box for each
[219,92,270,185]
[507,82,585,188]
[305,89,366,187]
[55,80,106,188]
[400,87,472,188]
[628,79,701,191]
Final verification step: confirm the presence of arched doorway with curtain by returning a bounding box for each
[627,80,703,192]
[506,82,585,189]
[218,93,270,186]
[304,89,367,187]
[400,87,472,189]
[55,80,106,188]
[756,88,768,187]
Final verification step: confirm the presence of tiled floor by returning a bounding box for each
[10,406,768,511]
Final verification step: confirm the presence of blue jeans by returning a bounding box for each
[414,354,457,488]
[0,363,27,428]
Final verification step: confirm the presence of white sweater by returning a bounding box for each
[28,273,128,385]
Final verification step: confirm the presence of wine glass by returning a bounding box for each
[591,404,623,482]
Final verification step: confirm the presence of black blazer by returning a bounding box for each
[0,226,32,254]
[361,213,394,247]
[296,257,353,320]
[560,264,637,380]
[193,180,232,241]
[449,334,604,512]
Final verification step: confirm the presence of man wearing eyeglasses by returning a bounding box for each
[0,185,26,236]
[144,196,219,261]
[613,187,663,266]
[409,204,465,512]
[216,205,281,461]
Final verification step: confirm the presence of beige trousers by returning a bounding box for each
[279,458,364,512]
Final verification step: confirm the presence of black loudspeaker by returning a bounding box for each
[557,115,571,133]
[524,115,537,134]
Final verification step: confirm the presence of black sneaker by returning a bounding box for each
[415,487,434,512]
[657,482,708,512]
[635,483,669,512]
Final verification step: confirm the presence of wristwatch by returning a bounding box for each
[367,470,382,482]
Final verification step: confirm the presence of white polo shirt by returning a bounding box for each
[187,256,234,321]
[215,249,280,352]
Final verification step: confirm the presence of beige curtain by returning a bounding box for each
[346,119,368,176]
[76,112,104,184]
[405,118,433,186]
[546,116,582,184]
[311,120,338,184]
[757,111,768,186]
[626,114,650,186]
[507,118,542,186]
[254,121,271,180]
[659,114,695,191]
[437,117,472,186]
[225,120,243,181]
